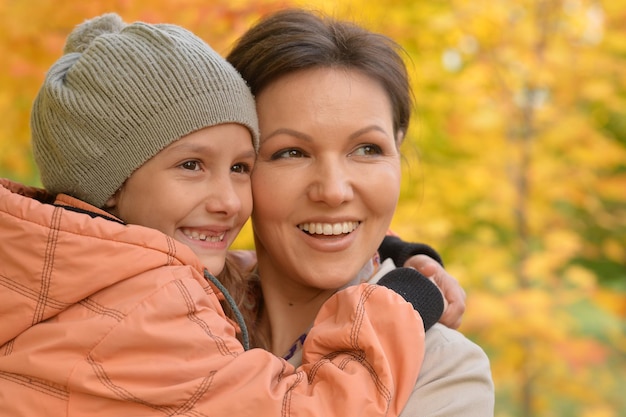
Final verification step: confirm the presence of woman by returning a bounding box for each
[227,9,495,416]
[0,13,430,416]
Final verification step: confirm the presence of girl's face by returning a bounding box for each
[107,123,255,275]
[252,67,402,292]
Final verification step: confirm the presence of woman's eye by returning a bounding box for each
[232,162,252,174]
[353,144,383,156]
[271,149,305,160]
[180,160,201,171]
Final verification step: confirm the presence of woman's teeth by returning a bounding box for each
[298,221,359,236]
[182,229,225,242]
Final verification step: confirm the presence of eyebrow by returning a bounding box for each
[166,142,212,154]
[237,149,257,159]
[262,125,388,143]
[348,125,389,140]
[263,128,312,143]
[166,143,256,159]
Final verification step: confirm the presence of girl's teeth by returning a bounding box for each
[183,229,224,242]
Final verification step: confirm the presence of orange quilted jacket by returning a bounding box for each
[0,178,424,416]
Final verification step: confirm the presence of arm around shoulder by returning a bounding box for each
[69,272,424,416]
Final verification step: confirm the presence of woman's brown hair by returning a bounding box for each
[227,8,413,139]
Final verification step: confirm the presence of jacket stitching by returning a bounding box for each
[2,204,197,272]
[172,372,215,415]
[354,286,392,406]
[0,275,123,322]
[78,298,125,321]
[0,274,67,310]
[282,369,304,417]
[86,356,211,417]
[86,356,178,416]
[308,286,392,408]
[1,340,13,356]
[173,280,237,357]
[166,236,176,266]
[33,206,62,324]
[0,371,68,400]
[351,284,375,347]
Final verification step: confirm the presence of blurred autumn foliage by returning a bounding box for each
[1,0,624,416]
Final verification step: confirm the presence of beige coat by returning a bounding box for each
[399,324,494,417]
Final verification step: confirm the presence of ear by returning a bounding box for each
[104,193,118,210]
[395,130,405,148]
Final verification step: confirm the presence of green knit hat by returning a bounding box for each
[31,13,259,208]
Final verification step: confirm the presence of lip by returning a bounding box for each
[296,219,361,252]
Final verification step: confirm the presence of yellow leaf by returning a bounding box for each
[564,265,597,291]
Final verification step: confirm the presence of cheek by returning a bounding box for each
[251,166,294,218]
[117,179,174,229]
[364,166,401,218]
[237,184,254,221]
[116,189,148,225]
[251,186,277,226]
[120,195,166,231]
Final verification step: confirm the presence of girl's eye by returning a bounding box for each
[352,144,383,156]
[180,160,201,171]
[231,162,252,174]
[271,149,305,160]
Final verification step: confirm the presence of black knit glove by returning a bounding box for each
[377,267,444,331]
[378,235,444,267]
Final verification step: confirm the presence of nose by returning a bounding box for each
[307,159,354,207]
[204,174,242,216]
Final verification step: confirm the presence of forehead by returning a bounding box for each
[256,67,393,124]
[263,67,388,97]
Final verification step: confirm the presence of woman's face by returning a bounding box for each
[252,67,402,291]
[107,123,255,275]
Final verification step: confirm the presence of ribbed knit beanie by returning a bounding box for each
[31,13,259,208]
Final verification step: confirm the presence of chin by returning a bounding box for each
[202,259,226,277]
[306,270,361,290]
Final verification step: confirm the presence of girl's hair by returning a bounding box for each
[217,255,260,347]
[226,8,414,349]
[226,8,413,140]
